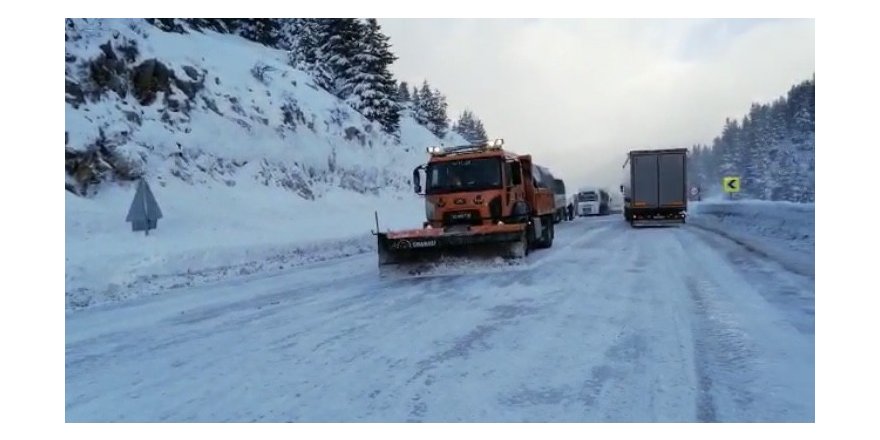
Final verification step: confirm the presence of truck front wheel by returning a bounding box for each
[537,215,554,248]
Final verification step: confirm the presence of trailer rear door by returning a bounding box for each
[632,154,659,208]
[658,152,686,206]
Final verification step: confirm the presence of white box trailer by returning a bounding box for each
[620,148,688,227]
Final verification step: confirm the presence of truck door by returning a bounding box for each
[658,152,685,207]
[632,154,659,209]
[520,156,535,208]
[504,160,521,207]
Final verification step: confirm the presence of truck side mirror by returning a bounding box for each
[413,166,423,194]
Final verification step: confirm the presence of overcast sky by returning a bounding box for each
[379,18,814,193]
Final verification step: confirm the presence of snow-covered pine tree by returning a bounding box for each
[767,96,793,200]
[688,145,699,190]
[235,19,281,47]
[452,110,473,141]
[744,103,774,200]
[428,87,449,138]
[348,19,400,134]
[397,81,410,103]
[369,19,400,133]
[453,109,488,144]
[473,119,487,142]
[738,115,757,198]
[271,19,300,51]
[716,118,743,184]
[697,144,714,192]
[288,19,322,69]
[786,79,815,202]
[315,18,364,99]
[415,81,433,127]
[699,144,712,190]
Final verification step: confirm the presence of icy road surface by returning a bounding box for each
[66,216,814,422]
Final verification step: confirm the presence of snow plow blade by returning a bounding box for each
[377,223,527,276]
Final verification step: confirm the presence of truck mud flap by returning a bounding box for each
[631,218,686,228]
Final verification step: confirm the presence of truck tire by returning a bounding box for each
[510,229,529,257]
[537,214,553,249]
[526,220,537,250]
[512,201,530,223]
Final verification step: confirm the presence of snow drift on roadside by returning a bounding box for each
[688,200,814,276]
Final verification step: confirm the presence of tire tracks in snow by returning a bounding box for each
[672,226,814,422]
[393,221,618,421]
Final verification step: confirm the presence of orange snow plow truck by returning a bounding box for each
[376,139,557,273]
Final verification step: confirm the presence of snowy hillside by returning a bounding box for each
[65,19,466,308]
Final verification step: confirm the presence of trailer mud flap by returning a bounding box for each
[631,218,686,228]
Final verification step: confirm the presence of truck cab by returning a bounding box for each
[575,188,609,216]
[413,141,555,237]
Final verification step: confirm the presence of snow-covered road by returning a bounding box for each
[65,216,814,422]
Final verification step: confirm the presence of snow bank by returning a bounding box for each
[688,200,814,276]
[65,179,430,310]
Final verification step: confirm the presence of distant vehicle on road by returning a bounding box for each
[620,148,688,227]
[575,188,610,216]
[552,178,569,223]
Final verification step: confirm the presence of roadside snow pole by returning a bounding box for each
[126,178,163,236]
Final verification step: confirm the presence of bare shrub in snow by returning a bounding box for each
[250,62,275,85]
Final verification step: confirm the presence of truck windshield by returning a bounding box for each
[426,158,502,195]
[553,179,566,195]
[577,192,598,202]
